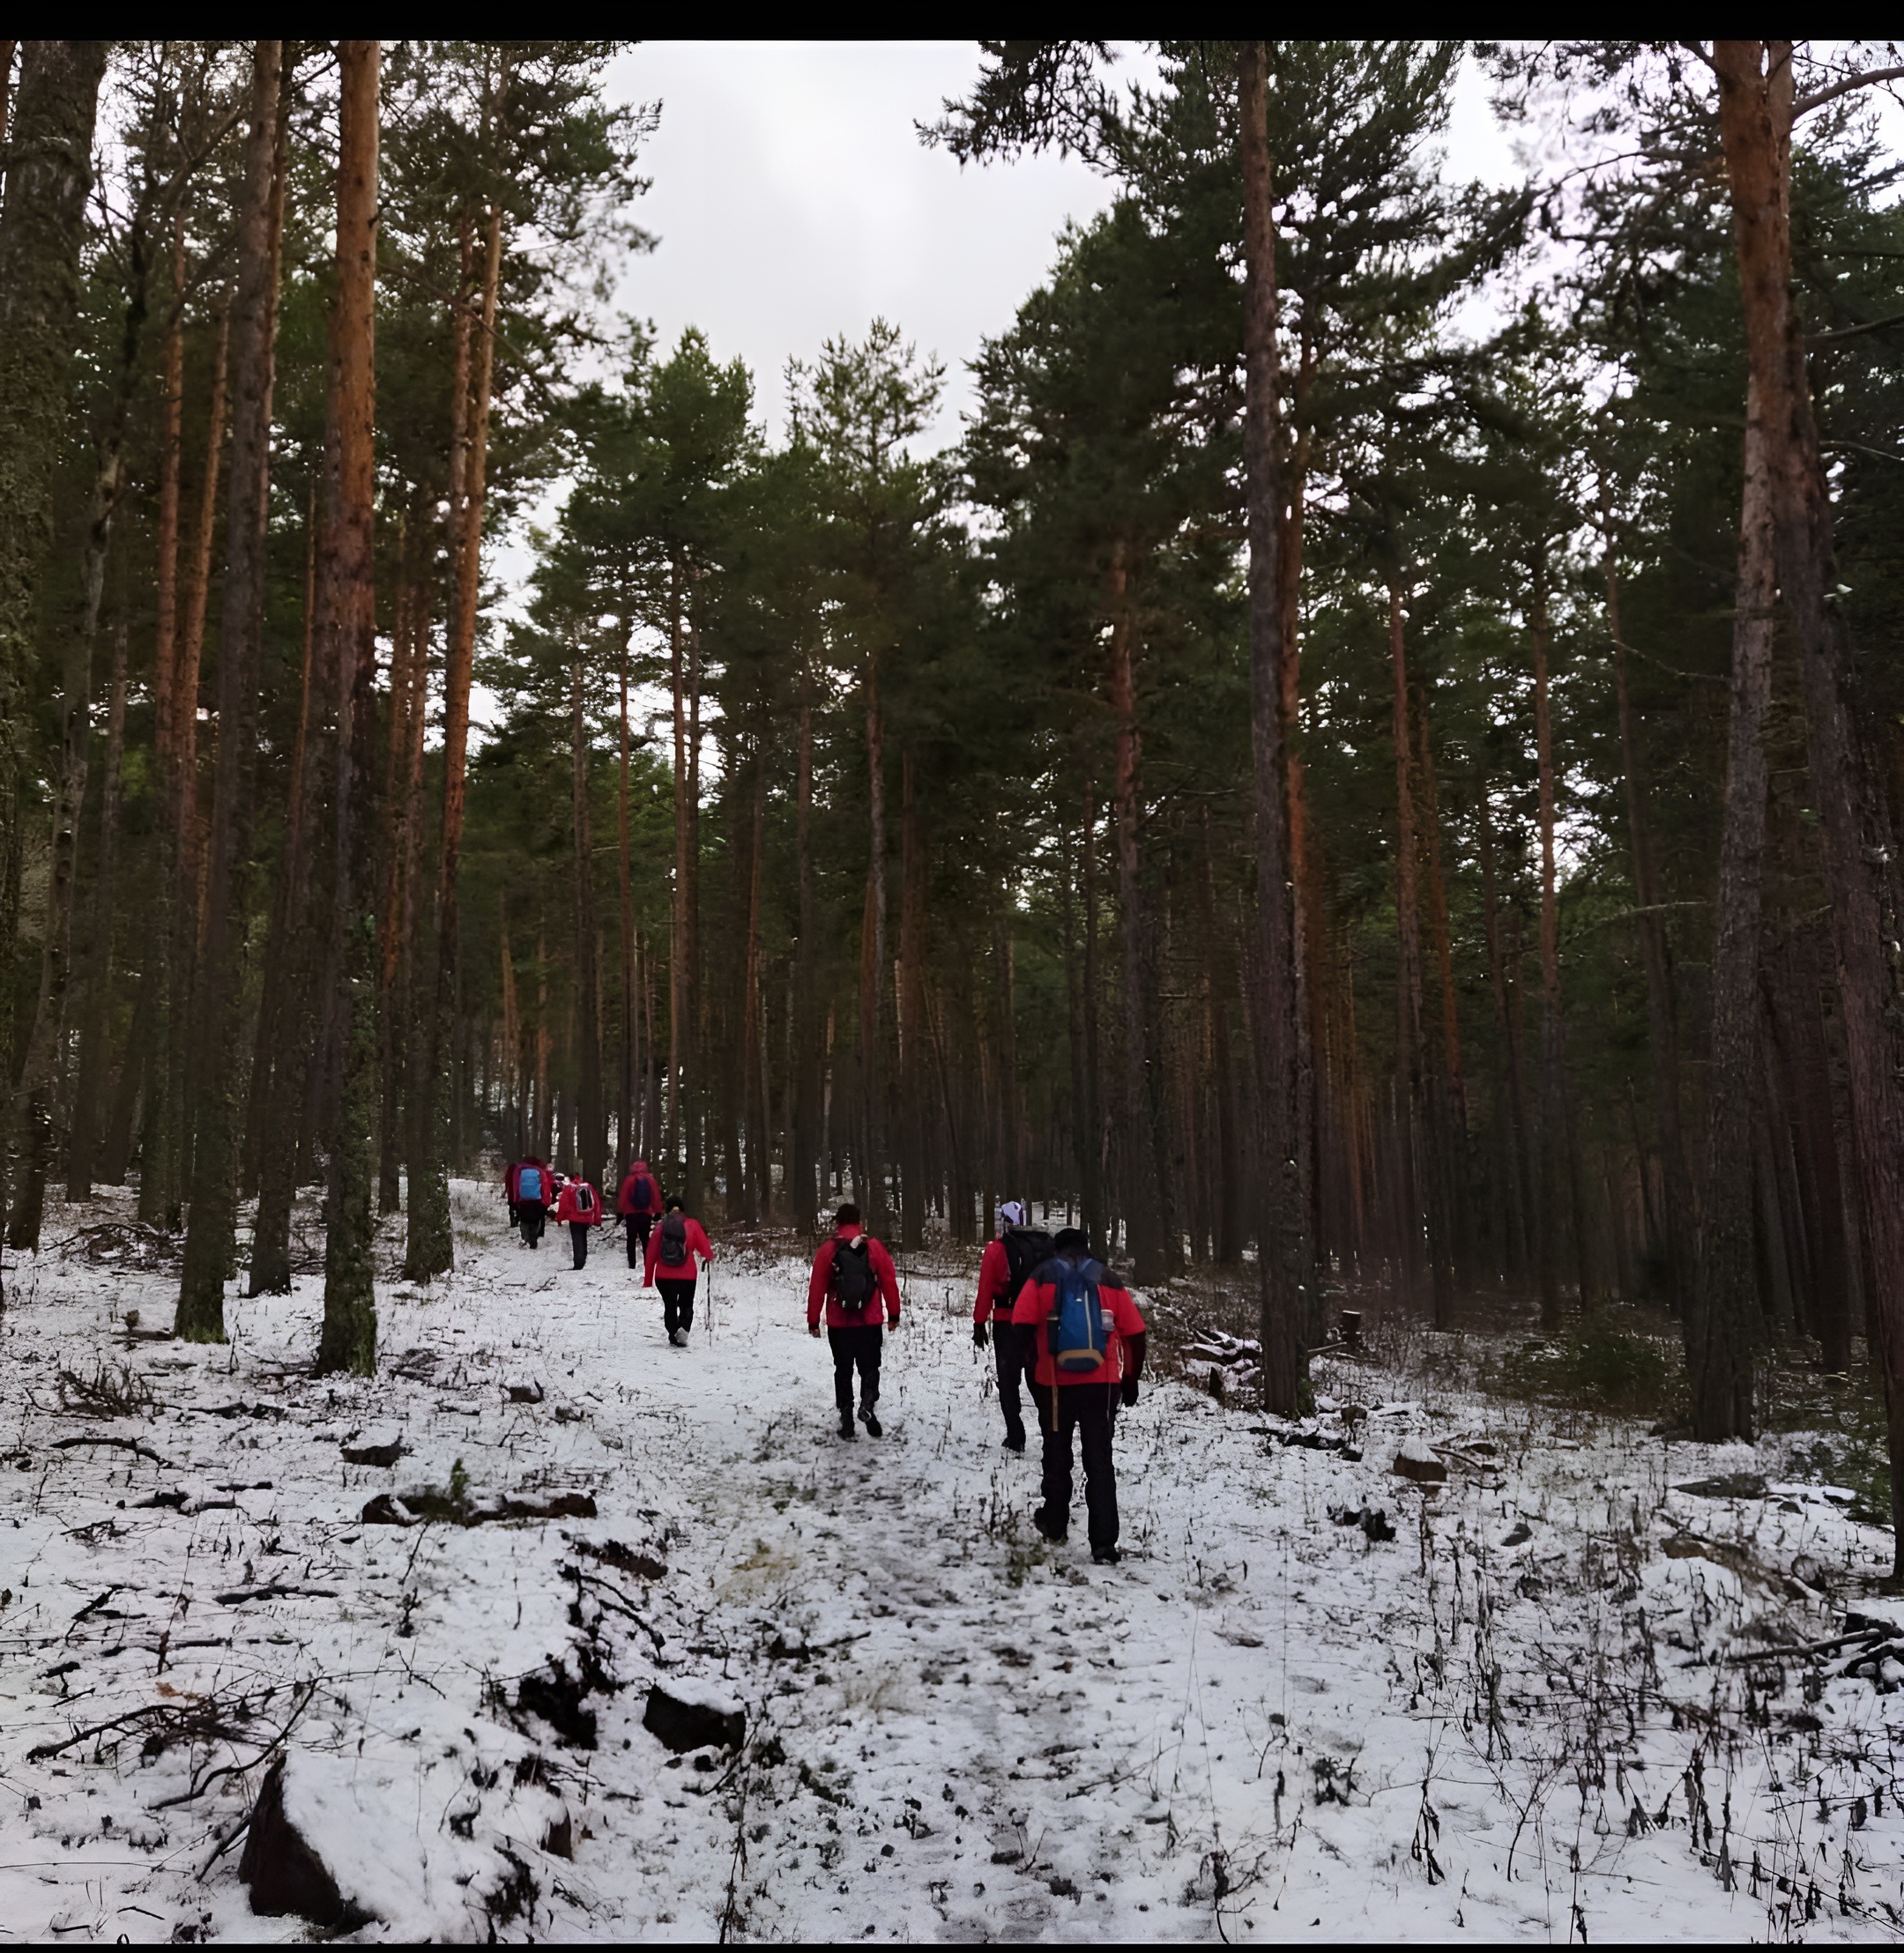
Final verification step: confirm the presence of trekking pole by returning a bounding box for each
[705,1261,715,1342]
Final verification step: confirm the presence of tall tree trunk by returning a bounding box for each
[1082,778,1103,1245]
[1687,393,1777,1438]
[247,493,321,1292]
[616,623,635,1176]
[138,219,188,1227]
[1714,39,1904,1564]
[177,43,285,1340]
[666,557,686,1178]
[1529,554,1576,1328]
[1603,524,1696,1314]
[1476,757,1531,1281]
[1415,686,1469,1297]
[315,39,381,1377]
[745,734,770,1223]
[860,650,888,1233]
[1238,41,1303,1413]
[570,657,603,1188]
[1387,583,1430,1316]
[1106,545,1163,1279]
[790,683,818,1231]
[0,37,107,908]
[0,41,108,1255]
[67,619,126,1195]
[1200,805,1243,1263]
[898,750,926,1249]
[405,202,499,1279]
[684,580,705,1211]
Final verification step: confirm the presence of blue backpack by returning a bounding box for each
[1046,1256,1111,1374]
[517,1166,543,1202]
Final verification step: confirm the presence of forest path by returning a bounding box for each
[0,1184,1894,1942]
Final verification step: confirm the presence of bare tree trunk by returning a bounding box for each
[1603,526,1696,1314]
[1238,41,1303,1412]
[178,41,285,1340]
[745,734,770,1223]
[789,684,817,1231]
[1688,394,1776,1439]
[666,557,686,1177]
[616,624,634,1176]
[570,657,603,1188]
[1530,555,1575,1328]
[67,619,126,1195]
[406,201,499,1278]
[860,650,888,1234]
[1715,39,1904,1565]
[1387,583,1430,1316]
[1107,545,1163,1280]
[315,39,381,1377]
[1416,687,1469,1300]
[898,750,926,1248]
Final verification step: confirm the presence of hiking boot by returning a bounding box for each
[838,1413,857,1441]
[670,1328,688,1348]
[1032,1506,1067,1544]
[1091,1545,1121,1566]
[858,1404,882,1438]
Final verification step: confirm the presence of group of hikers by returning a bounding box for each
[498,1164,1147,1564]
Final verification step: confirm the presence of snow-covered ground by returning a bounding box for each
[3,1180,1902,1942]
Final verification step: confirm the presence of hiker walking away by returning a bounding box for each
[514,1157,551,1249]
[554,1169,605,1269]
[972,1199,1052,1453]
[617,1159,663,1270]
[807,1202,902,1441]
[1012,1226,1146,1565]
[504,1158,522,1230]
[644,1196,714,1346]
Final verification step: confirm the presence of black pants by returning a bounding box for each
[625,1214,653,1267]
[658,1277,695,1335]
[828,1324,882,1416]
[1038,1382,1120,1553]
[993,1320,1033,1441]
[518,1200,547,1247]
[569,1222,591,1268]
[507,1199,518,1229]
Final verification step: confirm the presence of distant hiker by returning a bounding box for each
[617,1159,664,1269]
[514,1157,551,1248]
[806,1202,902,1441]
[972,1199,1052,1452]
[644,1196,714,1346]
[1011,1226,1146,1565]
[554,1170,605,1269]
[503,1159,523,1229]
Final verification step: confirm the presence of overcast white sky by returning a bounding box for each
[595,41,1517,451]
[482,42,1518,735]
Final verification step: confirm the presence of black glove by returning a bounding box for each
[1121,1376,1140,1407]
[972,1322,989,1348]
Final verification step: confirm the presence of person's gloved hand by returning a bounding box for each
[809,1324,822,1339]
[973,1321,988,1348]
[888,1315,902,1332]
[1121,1376,1140,1407]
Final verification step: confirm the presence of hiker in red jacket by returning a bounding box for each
[504,1159,522,1229]
[617,1159,664,1269]
[644,1196,714,1346]
[806,1202,902,1441]
[1011,1227,1147,1565]
[554,1170,605,1269]
[971,1199,1051,1453]
[513,1157,552,1248]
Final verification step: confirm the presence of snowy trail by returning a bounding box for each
[3,1183,1902,1942]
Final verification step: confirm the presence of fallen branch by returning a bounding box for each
[212,1584,339,1607]
[54,1434,172,1467]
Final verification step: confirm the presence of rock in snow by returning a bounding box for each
[643,1678,744,1754]
[1391,1436,1448,1484]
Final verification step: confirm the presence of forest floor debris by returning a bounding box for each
[2,1182,1902,1940]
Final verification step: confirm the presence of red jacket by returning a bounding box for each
[617,1165,663,1217]
[554,1179,604,1226]
[1012,1260,1146,1388]
[644,1214,714,1286]
[973,1237,1023,1324]
[807,1226,902,1331]
[512,1159,552,1206]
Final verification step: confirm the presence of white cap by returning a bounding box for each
[997,1200,1025,1229]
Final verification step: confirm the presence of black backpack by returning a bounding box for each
[1000,1226,1055,1301]
[830,1235,878,1316]
[658,1212,689,1268]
